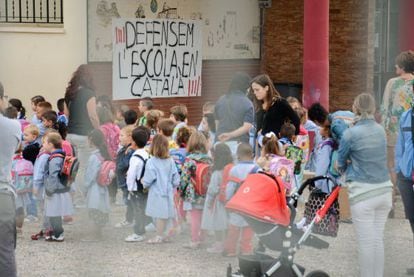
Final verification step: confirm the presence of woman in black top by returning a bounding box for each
[250,74,300,140]
[64,64,100,195]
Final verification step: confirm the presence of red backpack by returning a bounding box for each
[97,160,116,187]
[191,161,212,196]
[218,163,235,203]
[48,153,79,187]
[100,123,120,160]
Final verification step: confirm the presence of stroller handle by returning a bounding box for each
[297,175,338,195]
[288,175,338,207]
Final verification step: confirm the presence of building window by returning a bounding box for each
[0,0,63,25]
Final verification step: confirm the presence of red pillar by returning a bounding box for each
[302,0,329,110]
[399,0,414,51]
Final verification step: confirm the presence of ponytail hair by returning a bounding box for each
[262,132,282,155]
[9,98,26,119]
[88,129,111,161]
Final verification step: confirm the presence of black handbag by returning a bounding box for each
[304,188,340,237]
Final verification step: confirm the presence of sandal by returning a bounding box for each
[147,235,164,244]
[31,230,44,241]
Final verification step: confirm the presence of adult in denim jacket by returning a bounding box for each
[395,104,414,275]
[337,93,392,277]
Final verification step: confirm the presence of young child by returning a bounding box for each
[180,131,213,249]
[197,101,215,131]
[169,126,193,236]
[137,97,154,126]
[278,122,296,148]
[199,113,216,144]
[97,106,120,160]
[144,109,164,143]
[170,104,188,141]
[115,126,135,228]
[257,133,295,191]
[21,124,41,222]
[43,132,74,242]
[143,134,180,244]
[22,124,41,164]
[31,133,52,240]
[83,129,112,241]
[56,98,68,126]
[124,110,138,126]
[42,110,74,157]
[201,143,233,253]
[157,118,178,150]
[30,95,45,125]
[11,144,33,234]
[35,101,53,138]
[124,128,150,242]
[224,143,257,256]
[311,124,336,193]
[97,106,121,204]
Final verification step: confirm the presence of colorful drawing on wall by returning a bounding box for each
[157,2,179,19]
[135,4,146,18]
[87,0,260,62]
[150,0,158,13]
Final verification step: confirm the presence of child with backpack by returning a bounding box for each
[114,126,135,229]
[11,144,33,233]
[311,124,336,193]
[97,106,120,161]
[169,126,192,235]
[43,132,74,242]
[170,104,188,141]
[124,128,150,242]
[257,133,295,191]
[278,122,296,148]
[143,134,180,244]
[157,118,178,150]
[83,129,112,241]
[201,143,233,253]
[224,143,257,256]
[31,133,53,240]
[97,106,120,204]
[180,131,213,249]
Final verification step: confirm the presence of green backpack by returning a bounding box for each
[285,145,304,175]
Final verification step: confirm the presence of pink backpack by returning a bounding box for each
[62,140,74,157]
[100,123,120,160]
[97,158,116,187]
[269,156,295,191]
[11,155,34,194]
[19,119,30,133]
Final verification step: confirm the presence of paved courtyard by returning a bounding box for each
[16,195,413,277]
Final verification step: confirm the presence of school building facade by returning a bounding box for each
[1,0,412,124]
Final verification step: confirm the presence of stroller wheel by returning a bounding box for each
[306,270,330,277]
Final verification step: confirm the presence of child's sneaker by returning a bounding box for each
[206,242,224,254]
[114,220,133,228]
[125,234,145,242]
[24,215,39,223]
[183,241,201,249]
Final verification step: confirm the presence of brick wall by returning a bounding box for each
[89,60,260,126]
[262,0,375,111]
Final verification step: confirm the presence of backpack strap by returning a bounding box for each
[411,108,414,146]
[134,154,148,182]
[48,153,65,161]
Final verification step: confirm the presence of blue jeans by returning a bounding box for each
[26,192,38,217]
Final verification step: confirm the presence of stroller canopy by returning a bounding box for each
[226,173,291,227]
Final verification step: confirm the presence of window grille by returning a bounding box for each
[0,0,63,25]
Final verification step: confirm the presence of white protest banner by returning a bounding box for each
[112,19,203,100]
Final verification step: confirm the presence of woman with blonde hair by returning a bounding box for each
[337,93,392,277]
